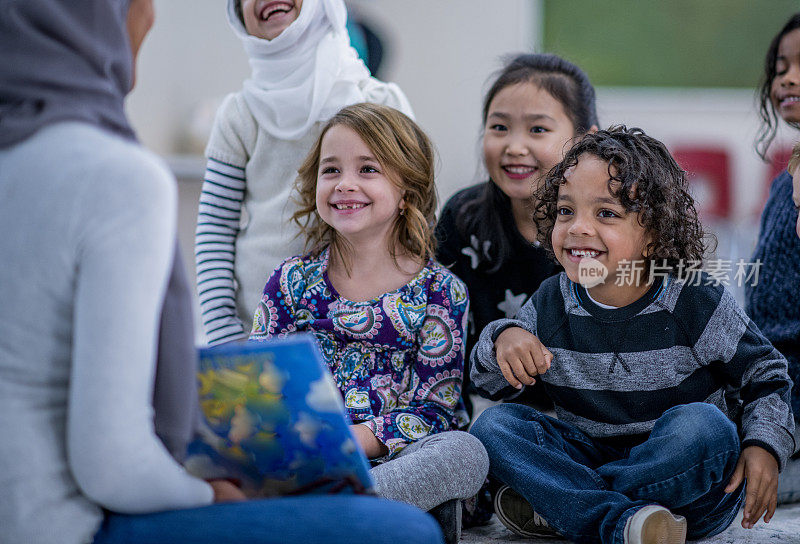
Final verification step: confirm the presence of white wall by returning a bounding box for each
[597,88,791,222]
[127,1,249,154]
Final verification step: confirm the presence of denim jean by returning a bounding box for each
[470,402,744,544]
[93,495,443,544]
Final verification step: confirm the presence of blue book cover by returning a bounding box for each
[185,334,374,497]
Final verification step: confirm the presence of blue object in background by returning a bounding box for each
[347,18,384,77]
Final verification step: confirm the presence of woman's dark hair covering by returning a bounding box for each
[0,0,136,148]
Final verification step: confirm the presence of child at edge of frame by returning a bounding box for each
[747,11,800,506]
[469,125,796,544]
[249,103,489,544]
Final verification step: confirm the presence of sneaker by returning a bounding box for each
[493,484,562,538]
[624,505,686,544]
[429,499,462,544]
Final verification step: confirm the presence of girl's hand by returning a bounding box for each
[350,424,389,459]
[494,327,552,389]
[724,445,779,528]
[208,479,247,503]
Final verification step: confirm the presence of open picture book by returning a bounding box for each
[184,335,374,497]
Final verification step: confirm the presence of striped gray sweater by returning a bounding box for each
[195,157,248,345]
[471,272,796,469]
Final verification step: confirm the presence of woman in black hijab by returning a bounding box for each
[0,2,443,543]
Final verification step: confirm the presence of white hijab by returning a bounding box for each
[227,0,373,140]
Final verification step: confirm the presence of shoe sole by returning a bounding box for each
[493,486,561,539]
[638,509,687,544]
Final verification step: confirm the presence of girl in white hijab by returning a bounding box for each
[195,0,413,346]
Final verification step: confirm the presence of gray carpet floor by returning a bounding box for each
[461,503,800,543]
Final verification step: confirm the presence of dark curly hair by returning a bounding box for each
[533,125,709,273]
[756,13,800,161]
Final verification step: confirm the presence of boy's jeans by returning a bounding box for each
[470,402,744,544]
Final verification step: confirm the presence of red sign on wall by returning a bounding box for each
[672,147,731,220]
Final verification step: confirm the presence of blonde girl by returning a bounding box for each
[250,103,488,544]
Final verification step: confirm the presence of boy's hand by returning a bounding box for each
[724,445,779,528]
[494,327,552,389]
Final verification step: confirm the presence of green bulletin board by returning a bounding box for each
[543,0,799,88]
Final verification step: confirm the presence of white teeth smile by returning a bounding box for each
[781,96,800,107]
[333,203,366,210]
[503,166,536,174]
[261,3,292,20]
[570,249,600,258]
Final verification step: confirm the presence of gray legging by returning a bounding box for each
[370,430,489,511]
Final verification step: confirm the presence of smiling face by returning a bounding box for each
[551,154,652,307]
[483,81,577,205]
[240,0,302,40]
[315,125,405,248]
[772,28,800,124]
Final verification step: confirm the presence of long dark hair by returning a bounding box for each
[756,13,800,161]
[455,53,599,272]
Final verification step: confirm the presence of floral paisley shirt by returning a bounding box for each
[250,248,470,456]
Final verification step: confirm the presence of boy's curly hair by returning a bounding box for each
[533,125,708,272]
[294,103,437,270]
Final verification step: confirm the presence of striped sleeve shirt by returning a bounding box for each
[471,272,796,469]
[194,157,248,345]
